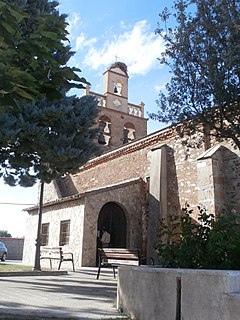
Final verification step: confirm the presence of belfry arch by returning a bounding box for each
[97,202,127,249]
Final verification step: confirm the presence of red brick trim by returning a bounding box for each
[79,126,175,171]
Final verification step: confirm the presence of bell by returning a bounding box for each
[98,132,107,145]
[114,86,118,93]
[128,130,135,141]
[103,122,110,134]
[104,135,111,146]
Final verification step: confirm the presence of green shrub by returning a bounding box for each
[155,205,240,269]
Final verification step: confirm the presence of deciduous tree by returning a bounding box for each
[150,0,240,149]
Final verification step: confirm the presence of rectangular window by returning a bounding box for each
[41,223,49,246]
[59,220,70,246]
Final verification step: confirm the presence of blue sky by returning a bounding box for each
[1,0,175,237]
[59,0,174,133]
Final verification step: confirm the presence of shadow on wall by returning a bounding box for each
[55,176,78,197]
[166,145,182,216]
[223,147,240,212]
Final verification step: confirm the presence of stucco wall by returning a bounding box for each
[23,199,85,269]
[117,267,240,320]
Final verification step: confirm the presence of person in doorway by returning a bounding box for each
[101,227,111,248]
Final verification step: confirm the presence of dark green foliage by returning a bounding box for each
[0,0,100,188]
[155,205,240,269]
[0,95,100,186]
[0,0,88,106]
[0,0,100,271]
[150,0,240,149]
[0,230,12,237]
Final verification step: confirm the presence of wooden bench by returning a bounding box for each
[40,246,75,272]
[97,248,142,279]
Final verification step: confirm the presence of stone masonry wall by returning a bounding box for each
[81,179,144,266]
[223,146,240,212]
[23,198,85,269]
[71,148,150,194]
[26,129,240,268]
[43,129,240,220]
[70,131,212,216]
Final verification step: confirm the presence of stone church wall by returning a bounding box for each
[24,129,240,268]
[44,128,240,217]
[23,198,85,269]
[81,179,145,266]
[71,147,150,194]
[70,131,208,216]
[222,146,240,211]
[23,59,240,269]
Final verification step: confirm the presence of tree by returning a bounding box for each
[0,230,12,237]
[0,0,88,106]
[0,95,100,187]
[0,94,100,270]
[0,0,100,270]
[150,0,240,149]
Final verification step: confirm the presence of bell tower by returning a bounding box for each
[86,62,147,149]
[102,62,129,114]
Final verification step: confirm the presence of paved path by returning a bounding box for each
[0,267,124,319]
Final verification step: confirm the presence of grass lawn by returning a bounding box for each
[0,262,32,272]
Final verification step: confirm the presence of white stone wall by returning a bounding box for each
[23,199,85,270]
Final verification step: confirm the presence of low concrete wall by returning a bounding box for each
[117,266,240,320]
[0,237,24,260]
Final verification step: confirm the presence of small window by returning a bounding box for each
[41,223,49,246]
[59,220,70,246]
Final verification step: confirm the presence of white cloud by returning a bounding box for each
[75,34,97,51]
[83,20,165,76]
[66,13,82,41]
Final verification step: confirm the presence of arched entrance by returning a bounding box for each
[97,202,127,249]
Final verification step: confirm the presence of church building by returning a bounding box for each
[22,62,240,269]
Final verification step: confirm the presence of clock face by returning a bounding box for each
[113,98,122,108]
